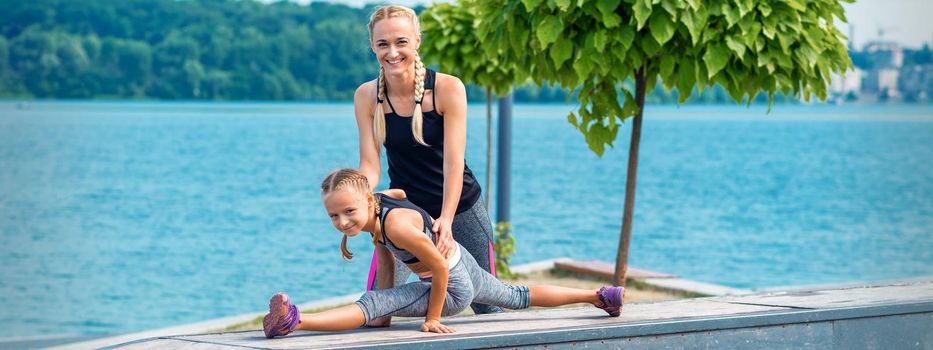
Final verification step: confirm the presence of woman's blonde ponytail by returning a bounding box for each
[372,67,387,149]
[411,53,427,146]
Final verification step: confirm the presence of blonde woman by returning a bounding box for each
[352,5,502,322]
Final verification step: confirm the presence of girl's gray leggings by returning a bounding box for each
[355,244,530,322]
[369,197,501,314]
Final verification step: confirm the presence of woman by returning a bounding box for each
[353,5,500,318]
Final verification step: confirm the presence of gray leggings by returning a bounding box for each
[355,243,530,322]
[368,197,501,314]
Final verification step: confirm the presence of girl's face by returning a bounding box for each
[370,17,420,75]
[323,189,373,237]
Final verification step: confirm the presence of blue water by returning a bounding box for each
[0,101,931,338]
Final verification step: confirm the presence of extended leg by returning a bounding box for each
[295,304,366,332]
[528,285,599,307]
[462,249,624,315]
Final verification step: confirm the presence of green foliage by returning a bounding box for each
[419,3,527,96]
[492,222,516,279]
[0,0,856,104]
[0,0,376,100]
[428,0,853,156]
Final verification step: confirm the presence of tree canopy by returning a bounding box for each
[421,0,854,286]
[451,0,853,154]
[420,3,524,96]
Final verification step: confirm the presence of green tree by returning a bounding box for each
[421,3,530,276]
[420,3,528,96]
[98,38,151,96]
[151,33,200,98]
[182,59,205,98]
[0,36,11,94]
[202,69,232,99]
[9,29,59,97]
[54,33,93,97]
[0,36,8,76]
[428,0,853,285]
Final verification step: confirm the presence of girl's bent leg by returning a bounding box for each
[365,246,409,327]
[461,248,531,310]
[356,262,474,323]
[366,250,412,292]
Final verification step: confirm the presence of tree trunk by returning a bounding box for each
[485,88,492,213]
[614,66,647,287]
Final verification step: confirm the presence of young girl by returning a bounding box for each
[262,169,625,338]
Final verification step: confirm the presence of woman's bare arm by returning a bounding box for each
[432,74,468,256]
[354,81,381,191]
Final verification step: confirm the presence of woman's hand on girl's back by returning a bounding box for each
[421,319,456,333]
[432,216,455,257]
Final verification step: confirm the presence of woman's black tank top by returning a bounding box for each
[380,69,481,218]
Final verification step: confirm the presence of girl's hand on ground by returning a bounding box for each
[432,217,455,257]
[421,319,456,333]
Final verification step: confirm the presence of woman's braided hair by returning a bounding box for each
[369,5,429,149]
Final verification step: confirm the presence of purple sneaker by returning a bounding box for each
[596,286,625,317]
[263,293,300,338]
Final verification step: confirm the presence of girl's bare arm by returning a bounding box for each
[383,209,455,333]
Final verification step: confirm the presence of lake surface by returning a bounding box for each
[1,101,931,338]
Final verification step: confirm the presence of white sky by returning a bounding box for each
[282,0,933,49]
[837,0,932,49]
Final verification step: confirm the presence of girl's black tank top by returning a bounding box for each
[380,69,481,218]
[376,193,434,264]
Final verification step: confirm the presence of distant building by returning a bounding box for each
[864,41,904,68]
[829,68,862,95]
[899,65,933,102]
[858,41,905,100]
[863,68,900,99]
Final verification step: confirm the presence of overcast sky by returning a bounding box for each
[281,0,932,49]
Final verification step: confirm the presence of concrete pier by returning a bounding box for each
[108,279,933,349]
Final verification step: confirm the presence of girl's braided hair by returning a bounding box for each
[321,168,381,260]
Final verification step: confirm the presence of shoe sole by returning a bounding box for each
[263,293,289,338]
[601,287,625,317]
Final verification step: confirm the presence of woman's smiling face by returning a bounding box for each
[370,16,421,74]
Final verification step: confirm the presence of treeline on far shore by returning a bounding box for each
[1,0,801,103]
